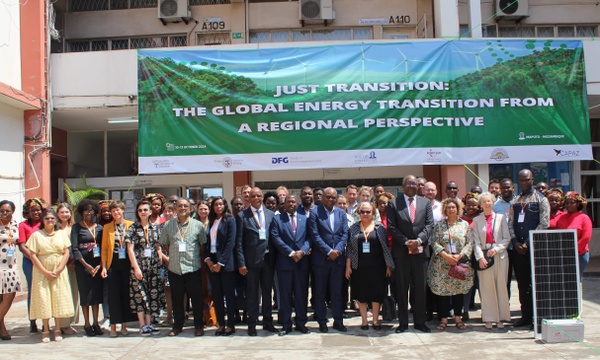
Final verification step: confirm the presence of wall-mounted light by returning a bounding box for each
[107,117,138,124]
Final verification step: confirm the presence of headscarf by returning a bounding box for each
[144,193,165,205]
[22,197,50,219]
[565,191,587,208]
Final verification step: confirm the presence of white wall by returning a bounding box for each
[0,0,22,89]
[0,103,25,220]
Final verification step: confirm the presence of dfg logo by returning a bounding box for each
[272,157,289,164]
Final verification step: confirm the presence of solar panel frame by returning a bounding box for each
[529,229,581,339]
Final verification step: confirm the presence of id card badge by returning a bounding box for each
[118,248,126,259]
[144,247,152,257]
[210,244,217,254]
[93,247,100,258]
[449,244,457,254]
[6,249,15,258]
[259,228,267,240]
[518,212,525,223]
[362,242,371,253]
[178,241,187,252]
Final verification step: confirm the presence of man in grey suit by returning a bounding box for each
[236,187,278,336]
[387,175,434,333]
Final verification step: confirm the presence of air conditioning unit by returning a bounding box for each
[495,0,529,19]
[299,0,335,22]
[158,0,189,21]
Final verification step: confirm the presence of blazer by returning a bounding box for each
[308,204,349,267]
[471,212,511,261]
[270,211,310,271]
[346,222,395,270]
[236,206,275,268]
[101,220,134,270]
[386,194,433,258]
[204,216,237,272]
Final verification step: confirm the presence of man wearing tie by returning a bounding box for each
[270,194,310,335]
[236,187,278,336]
[387,175,434,333]
[308,187,349,333]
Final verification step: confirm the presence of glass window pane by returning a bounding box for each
[558,26,575,37]
[520,26,535,37]
[584,201,600,228]
[130,0,157,8]
[353,28,372,40]
[498,26,519,37]
[582,175,600,201]
[170,35,187,47]
[190,0,230,4]
[312,29,351,41]
[249,32,271,43]
[70,0,108,12]
[112,39,129,50]
[292,30,311,41]
[110,0,128,9]
[91,40,109,51]
[537,26,554,37]
[577,26,598,37]
[68,41,90,52]
[482,25,497,37]
[271,31,290,42]
[459,25,470,38]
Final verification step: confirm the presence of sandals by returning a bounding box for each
[436,321,448,331]
[54,330,63,342]
[41,331,50,343]
[456,322,467,330]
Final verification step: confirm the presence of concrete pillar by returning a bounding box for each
[469,0,483,38]
[441,165,466,200]
[433,0,459,38]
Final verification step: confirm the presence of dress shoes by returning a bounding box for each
[333,323,347,332]
[295,325,310,334]
[247,327,257,337]
[514,318,533,327]
[414,324,431,333]
[318,324,328,333]
[278,328,292,336]
[395,325,408,333]
[263,323,279,333]
[215,326,225,336]
[360,325,369,331]
[194,328,205,336]
[168,328,182,337]
[372,324,382,331]
[223,327,235,336]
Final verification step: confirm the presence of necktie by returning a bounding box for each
[409,197,416,223]
[291,214,296,235]
[256,209,263,227]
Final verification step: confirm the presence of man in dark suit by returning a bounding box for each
[236,187,278,336]
[387,175,434,333]
[270,194,311,335]
[308,187,349,333]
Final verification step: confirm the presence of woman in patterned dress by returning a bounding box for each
[427,197,474,331]
[26,209,74,343]
[0,200,21,340]
[126,200,165,336]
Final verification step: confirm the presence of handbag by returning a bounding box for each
[382,295,397,321]
[472,251,495,271]
[448,262,470,280]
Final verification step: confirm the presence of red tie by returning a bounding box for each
[291,214,296,235]
[409,197,416,223]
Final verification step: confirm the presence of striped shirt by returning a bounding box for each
[159,217,206,275]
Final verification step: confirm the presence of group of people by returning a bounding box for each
[0,169,592,341]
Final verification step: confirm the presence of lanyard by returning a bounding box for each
[176,219,190,241]
[84,222,97,243]
[519,192,533,213]
[142,225,150,247]
[115,222,125,248]
[360,223,372,243]
[447,220,456,254]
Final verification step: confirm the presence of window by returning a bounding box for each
[62,35,186,52]
[483,24,598,39]
[250,28,372,43]
[197,32,232,45]
[581,119,600,227]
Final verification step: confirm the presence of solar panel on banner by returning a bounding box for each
[530,229,581,339]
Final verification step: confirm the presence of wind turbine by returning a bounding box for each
[391,47,428,81]
[454,47,488,71]
[348,45,385,82]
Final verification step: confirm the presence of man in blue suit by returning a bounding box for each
[236,187,278,336]
[270,194,311,335]
[308,187,349,333]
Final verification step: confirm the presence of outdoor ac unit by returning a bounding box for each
[495,0,529,19]
[299,0,335,22]
[158,0,189,20]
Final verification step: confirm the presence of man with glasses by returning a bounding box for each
[236,187,277,336]
[387,175,434,333]
[445,181,461,203]
[308,187,349,333]
[508,169,549,329]
[158,198,207,337]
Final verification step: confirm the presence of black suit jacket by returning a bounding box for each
[386,195,433,258]
[204,216,237,272]
[236,206,275,268]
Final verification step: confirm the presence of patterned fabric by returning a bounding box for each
[346,222,394,270]
[159,217,206,275]
[125,222,165,316]
[26,230,74,319]
[0,219,21,294]
[427,219,474,296]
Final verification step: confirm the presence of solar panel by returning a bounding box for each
[530,229,581,339]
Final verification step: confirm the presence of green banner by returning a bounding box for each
[138,39,591,173]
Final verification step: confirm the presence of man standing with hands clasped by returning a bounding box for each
[236,187,277,336]
[387,175,434,333]
[159,198,207,337]
[308,187,349,333]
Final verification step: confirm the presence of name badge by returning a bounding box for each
[449,244,457,254]
[259,228,267,240]
[518,212,525,223]
[93,247,100,258]
[118,248,126,259]
[144,247,152,258]
[210,243,217,254]
[178,241,187,252]
[7,249,15,258]
[362,242,371,253]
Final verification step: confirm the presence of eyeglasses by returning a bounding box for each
[404,182,417,186]
[250,195,263,198]
[446,187,458,190]
[324,195,337,200]
[44,217,56,221]
[83,210,95,214]
[137,208,150,212]
[360,210,372,215]
[0,209,12,213]
[417,183,425,187]
[176,204,190,208]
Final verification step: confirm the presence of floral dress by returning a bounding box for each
[0,220,21,294]
[125,222,165,316]
[427,219,474,296]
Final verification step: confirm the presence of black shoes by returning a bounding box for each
[278,328,292,336]
[395,325,408,333]
[224,327,235,336]
[360,324,369,330]
[514,318,533,327]
[414,324,431,333]
[333,323,347,332]
[29,321,38,334]
[84,326,96,337]
[92,324,104,336]
[248,326,257,336]
[372,324,382,331]
[318,324,328,333]
[263,323,278,333]
[296,325,310,334]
